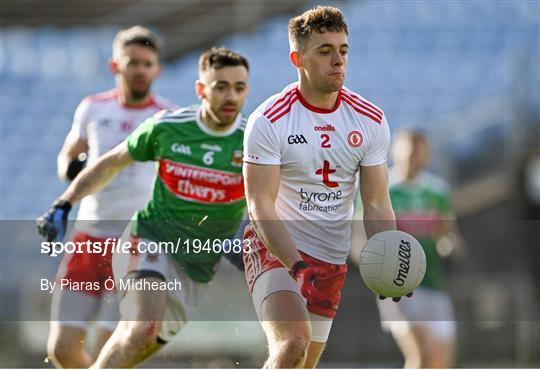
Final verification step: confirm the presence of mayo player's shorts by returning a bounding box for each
[377,286,457,340]
[243,224,347,343]
[113,226,206,343]
[51,231,119,331]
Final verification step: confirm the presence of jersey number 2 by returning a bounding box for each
[321,134,331,148]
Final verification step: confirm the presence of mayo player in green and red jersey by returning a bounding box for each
[37,47,249,368]
[376,130,463,368]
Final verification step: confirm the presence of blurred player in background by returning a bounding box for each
[376,130,462,368]
[38,47,249,368]
[242,6,408,368]
[46,25,174,368]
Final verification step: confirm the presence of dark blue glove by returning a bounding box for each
[224,249,245,271]
[36,200,72,242]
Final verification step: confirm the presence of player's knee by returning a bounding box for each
[122,320,160,349]
[276,334,310,367]
[47,339,81,367]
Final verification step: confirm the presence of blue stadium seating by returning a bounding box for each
[1,0,538,219]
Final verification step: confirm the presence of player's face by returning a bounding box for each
[410,138,431,170]
[394,136,431,171]
[114,44,160,100]
[299,31,348,93]
[197,66,249,127]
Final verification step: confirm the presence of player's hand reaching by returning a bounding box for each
[36,200,72,242]
[289,260,331,306]
[378,291,414,302]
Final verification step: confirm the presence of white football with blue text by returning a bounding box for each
[359,230,426,297]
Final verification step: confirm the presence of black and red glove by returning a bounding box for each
[289,260,329,306]
[378,291,414,302]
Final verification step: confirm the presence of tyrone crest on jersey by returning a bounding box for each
[347,131,363,147]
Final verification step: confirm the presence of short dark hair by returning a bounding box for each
[113,25,161,59]
[198,47,249,73]
[288,6,349,51]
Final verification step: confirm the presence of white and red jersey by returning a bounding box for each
[244,83,390,264]
[70,89,176,237]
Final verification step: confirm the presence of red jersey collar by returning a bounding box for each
[295,88,341,114]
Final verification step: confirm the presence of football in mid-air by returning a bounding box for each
[359,230,426,298]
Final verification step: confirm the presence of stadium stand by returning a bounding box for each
[1,1,538,367]
[2,1,538,219]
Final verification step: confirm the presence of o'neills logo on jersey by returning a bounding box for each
[314,124,335,132]
[158,159,244,204]
[298,188,343,213]
[393,240,412,286]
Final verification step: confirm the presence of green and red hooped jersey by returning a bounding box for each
[389,170,453,289]
[127,105,246,282]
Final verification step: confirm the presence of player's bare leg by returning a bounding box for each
[91,320,163,368]
[390,325,422,368]
[393,323,455,368]
[304,341,326,368]
[261,291,312,368]
[92,326,114,357]
[47,324,92,368]
[415,325,455,368]
[426,337,455,368]
[91,277,167,368]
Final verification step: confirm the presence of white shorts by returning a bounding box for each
[50,289,119,331]
[113,227,206,342]
[252,267,333,343]
[377,287,457,340]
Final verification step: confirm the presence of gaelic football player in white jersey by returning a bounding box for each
[46,26,174,368]
[243,6,411,367]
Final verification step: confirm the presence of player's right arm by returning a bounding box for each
[38,114,158,242]
[244,163,302,269]
[37,141,135,242]
[244,162,329,304]
[243,110,329,305]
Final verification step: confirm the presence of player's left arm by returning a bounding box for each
[58,99,92,181]
[359,163,396,238]
[358,114,395,238]
[360,163,415,301]
[57,132,89,181]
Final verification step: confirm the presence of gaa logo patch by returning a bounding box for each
[347,131,363,147]
[287,135,308,144]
